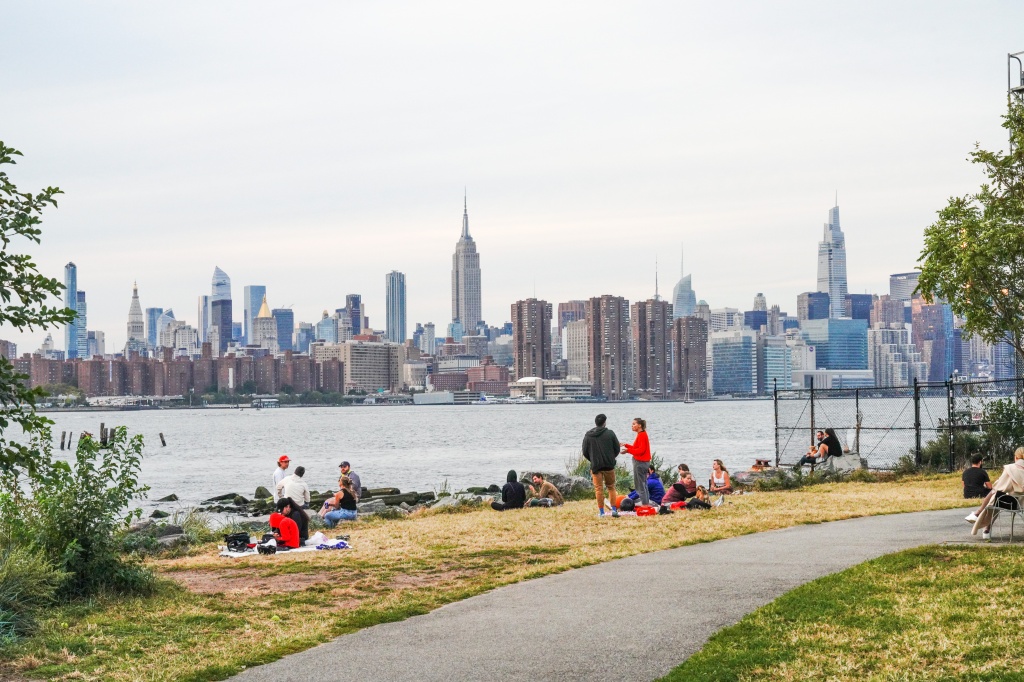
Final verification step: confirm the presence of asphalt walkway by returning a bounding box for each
[231,507,982,682]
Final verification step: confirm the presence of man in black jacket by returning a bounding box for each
[491,470,527,511]
[582,414,620,517]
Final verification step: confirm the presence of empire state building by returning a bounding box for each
[451,196,482,333]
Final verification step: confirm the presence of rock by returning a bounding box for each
[254,486,272,499]
[464,486,490,495]
[487,484,500,493]
[367,487,401,496]
[156,524,184,537]
[129,519,155,532]
[156,494,179,502]
[417,491,436,503]
[379,492,419,506]
[150,510,170,519]
[519,472,593,496]
[203,492,240,503]
[357,499,387,514]
[399,502,411,510]
[156,534,186,547]
[430,495,463,509]
[232,495,250,505]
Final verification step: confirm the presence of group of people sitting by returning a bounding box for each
[491,471,566,511]
[268,456,365,541]
[795,428,844,470]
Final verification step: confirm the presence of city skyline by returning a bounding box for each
[2,3,1022,351]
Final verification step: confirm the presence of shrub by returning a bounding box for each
[0,545,67,642]
[981,398,1024,465]
[753,468,826,492]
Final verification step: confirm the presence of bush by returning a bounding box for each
[753,468,826,492]
[981,398,1024,465]
[565,451,674,494]
[917,430,984,472]
[0,545,67,642]
[0,427,155,598]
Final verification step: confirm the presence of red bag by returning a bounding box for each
[670,501,687,511]
[635,505,657,516]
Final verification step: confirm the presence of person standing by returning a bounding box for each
[582,413,620,517]
[339,461,361,501]
[491,470,527,511]
[621,418,652,506]
[277,466,311,508]
[272,455,290,501]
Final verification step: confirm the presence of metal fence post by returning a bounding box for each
[809,377,815,447]
[947,377,955,472]
[914,378,922,467]
[773,378,780,467]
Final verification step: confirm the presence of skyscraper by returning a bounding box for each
[211,299,232,353]
[211,266,231,301]
[385,271,407,344]
[911,298,955,382]
[797,292,831,322]
[197,296,210,342]
[251,295,278,354]
[126,283,145,348]
[346,294,362,336]
[586,295,631,399]
[64,262,80,359]
[671,247,697,319]
[672,316,708,399]
[816,201,848,319]
[145,307,163,348]
[75,291,88,360]
[272,309,295,352]
[889,272,921,302]
[511,298,553,380]
[800,318,869,370]
[752,293,767,312]
[243,285,267,346]
[451,195,482,333]
[422,322,436,355]
[631,298,672,398]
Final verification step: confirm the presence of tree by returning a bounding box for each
[0,142,76,475]
[918,103,1024,363]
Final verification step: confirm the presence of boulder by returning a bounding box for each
[150,509,170,519]
[357,499,387,514]
[203,492,240,503]
[417,492,436,503]
[399,502,411,511]
[519,472,593,496]
[129,519,155,533]
[156,534,186,548]
[367,487,401,496]
[430,495,464,509]
[254,486,272,499]
[232,495,250,505]
[464,486,490,495]
[379,492,419,506]
[487,484,500,493]
[156,493,179,502]
[156,524,184,538]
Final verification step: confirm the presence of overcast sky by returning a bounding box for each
[2,1,1022,352]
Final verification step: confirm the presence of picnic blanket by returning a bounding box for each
[219,535,350,558]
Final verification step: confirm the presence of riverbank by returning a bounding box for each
[0,474,973,681]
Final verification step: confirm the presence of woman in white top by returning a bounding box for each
[709,459,732,494]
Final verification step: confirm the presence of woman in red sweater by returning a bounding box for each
[268,511,300,550]
[621,417,652,506]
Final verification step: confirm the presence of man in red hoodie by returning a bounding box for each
[268,511,300,550]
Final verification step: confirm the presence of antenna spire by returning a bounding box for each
[461,190,470,239]
[655,257,660,300]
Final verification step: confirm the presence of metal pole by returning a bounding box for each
[809,377,815,447]
[773,378,780,467]
[914,378,922,467]
[947,376,956,472]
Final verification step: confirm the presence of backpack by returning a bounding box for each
[619,498,636,512]
[224,532,250,553]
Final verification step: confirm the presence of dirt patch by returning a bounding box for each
[171,570,332,595]
[388,567,480,590]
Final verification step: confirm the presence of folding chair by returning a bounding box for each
[985,492,1024,542]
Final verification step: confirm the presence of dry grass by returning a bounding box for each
[1,474,974,681]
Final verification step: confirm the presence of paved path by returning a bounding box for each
[232,507,984,682]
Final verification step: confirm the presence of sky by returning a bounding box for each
[2,1,1023,353]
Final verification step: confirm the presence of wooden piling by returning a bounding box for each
[100,423,107,447]
[159,433,167,447]
[60,431,66,450]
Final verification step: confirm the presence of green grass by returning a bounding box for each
[661,544,1024,682]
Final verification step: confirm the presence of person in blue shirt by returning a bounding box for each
[628,464,666,506]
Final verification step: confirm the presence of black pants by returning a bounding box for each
[686,499,712,510]
[491,501,523,511]
[995,491,1020,510]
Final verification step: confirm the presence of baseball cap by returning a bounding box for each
[278,455,290,463]
[338,460,350,467]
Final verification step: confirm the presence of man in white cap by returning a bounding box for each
[272,455,290,501]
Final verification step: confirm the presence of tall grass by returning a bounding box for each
[0,545,67,643]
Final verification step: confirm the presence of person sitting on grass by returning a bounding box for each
[526,473,564,507]
[709,459,733,494]
[968,447,1024,540]
[492,470,527,511]
[277,497,309,546]
[322,475,359,527]
[662,469,697,506]
[268,509,300,550]
[628,464,666,506]
[962,454,992,499]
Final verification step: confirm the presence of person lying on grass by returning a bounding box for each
[526,473,564,507]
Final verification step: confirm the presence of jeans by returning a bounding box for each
[527,498,554,507]
[324,509,357,527]
[632,459,650,505]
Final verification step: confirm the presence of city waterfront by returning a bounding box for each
[41,401,776,509]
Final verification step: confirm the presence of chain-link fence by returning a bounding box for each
[948,377,1024,470]
[774,381,949,470]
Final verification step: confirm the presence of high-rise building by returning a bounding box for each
[211,299,232,353]
[197,296,210,342]
[868,327,928,387]
[315,311,338,344]
[586,295,631,399]
[86,331,105,358]
[844,294,874,322]
[272,309,294,352]
[385,271,407,344]
[671,248,697,319]
[243,285,267,346]
[451,196,482,333]
[870,295,905,329]
[757,335,792,394]
[710,329,757,395]
[211,266,231,301]
[511,298,553,380]
[800,318,868,370]
[797,292,831,322]
[251,295,278,354]
[0,340,17,359]
[672,316,708,399]
[421,322,436,355]
[631,298,672,398]
[64,263,80,359]
[144,307,163,348]
[126,283,145,347]
[816,201,848,318]
[557,301,587,330]
[75,291,88,360]
[889,272,921,302]
[565,319,589,381]
[295,322,314,354]
[743,310,768,332]
[911,298,955,382]
[345,294,363,336]
[767,305,782,336]
[709,308,742,332]
[752,293,767,312]
[993,341,1018,380]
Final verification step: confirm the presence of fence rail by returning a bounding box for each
[774,377,1023,471]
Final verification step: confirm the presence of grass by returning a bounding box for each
[660,543,1024,682]
[0,474,975,681]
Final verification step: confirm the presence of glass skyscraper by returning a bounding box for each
[671,248,696,320]
[145,307,164,348]
[243,285,267,346]
[385,271,407,343]
[75,290,88,359]
[710,329,757,395]
[64,262,79,359]
[272,308,295,352]
[800,318,868,370]
[816,202,848,319]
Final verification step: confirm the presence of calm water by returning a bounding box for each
[39,402,775,509]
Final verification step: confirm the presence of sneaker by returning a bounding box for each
[611,508,620,518]
[598,510,605,517]
[982,530,991,541]
[714,495,725,507]
[965,513,979,523]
